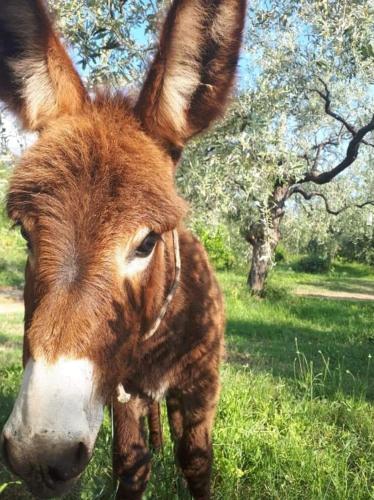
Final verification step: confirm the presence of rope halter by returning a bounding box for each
[115,228,181,403]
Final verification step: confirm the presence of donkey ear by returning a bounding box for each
[0,0,87,131]
[135,0,246,158]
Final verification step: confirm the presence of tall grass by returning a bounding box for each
[1,266,374,499]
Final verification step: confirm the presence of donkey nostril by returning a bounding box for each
[46,441,90,484]
[47,465,67,482]
[75,441,89,467]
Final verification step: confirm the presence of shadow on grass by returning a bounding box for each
[226,296,374,401]
[331,262,374,278]
[298,279,374,295]
[0,333,23,347]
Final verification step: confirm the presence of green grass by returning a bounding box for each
[274,259,374,286]
[0,313,23,368]
[0,164,27,288]
[0,203,26,289]
[1,263,374,499]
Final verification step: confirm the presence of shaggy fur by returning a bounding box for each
[0,0,246,498]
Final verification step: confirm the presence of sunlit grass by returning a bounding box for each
[1,264,374,499]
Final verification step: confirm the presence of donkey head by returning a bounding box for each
[0,0,245,497]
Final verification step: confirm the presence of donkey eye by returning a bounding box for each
[135,232,160,258]
[20,226,32,251]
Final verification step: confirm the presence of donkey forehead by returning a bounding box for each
[7,102,186,231]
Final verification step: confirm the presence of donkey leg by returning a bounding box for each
[147,401,163,452]
[113,397,151,500]
[177,377,220,500]
[166,391,191,495]
[166,391,184,442]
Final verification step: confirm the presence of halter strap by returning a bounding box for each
[116,228,181,403]
[143,228,181,341]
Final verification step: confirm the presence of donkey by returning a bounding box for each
[0,0,246,498]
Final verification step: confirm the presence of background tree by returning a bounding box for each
[1,0,373,296]
[178,0,374,294]
[50,0,163,85]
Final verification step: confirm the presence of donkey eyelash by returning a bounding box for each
[134,231,161,258]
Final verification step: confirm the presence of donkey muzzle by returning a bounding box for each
[0,357,104,498]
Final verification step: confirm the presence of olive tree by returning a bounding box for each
[50,0,163,85]
[1,0,373,294]
[178,0,374,293]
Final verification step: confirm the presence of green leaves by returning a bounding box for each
[176,0,373,273]
[50,0,162,85]
[0,481,22,495]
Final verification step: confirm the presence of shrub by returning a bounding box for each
[337,234,374,266]
[261,282,290,300]
[275,244,288,263]
[294,254,332,274]
[193,223,236,270]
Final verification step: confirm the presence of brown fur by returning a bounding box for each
[136,0,247,155]
[1,0,246,498]
[0,0,86,130]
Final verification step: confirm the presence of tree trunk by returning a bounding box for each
[247,224,282,295]
[247,238,273,294]
[246,183,289,295]
[247,223,280,295]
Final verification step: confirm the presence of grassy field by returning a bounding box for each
[1,259,374,499]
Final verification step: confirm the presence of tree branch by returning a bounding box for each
[312,78,374,147]
[289,185,374,215]
[299,79,374,185]
[300,113,374,184]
